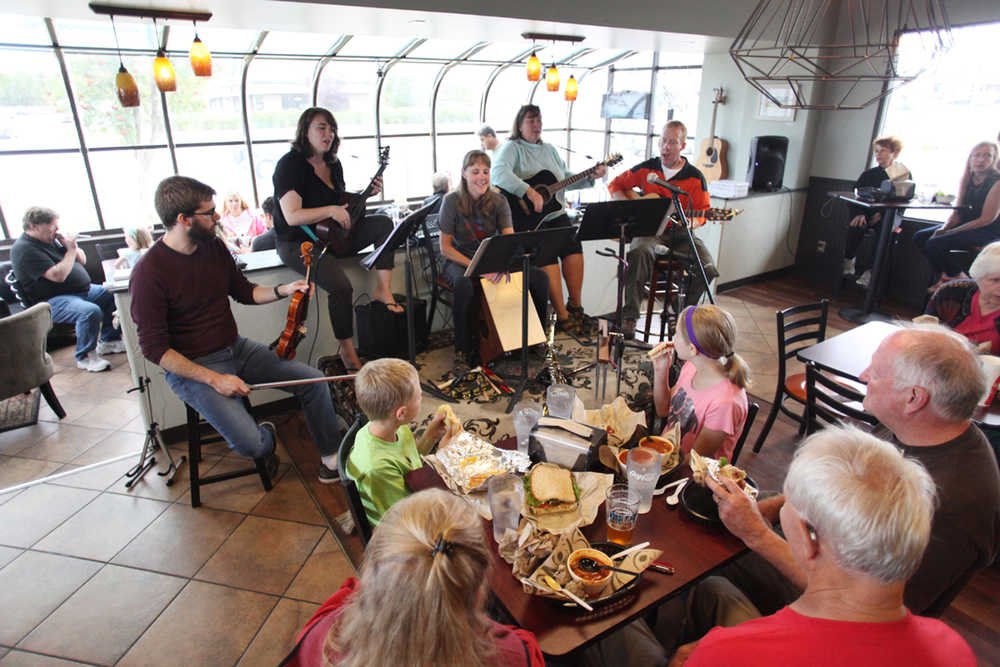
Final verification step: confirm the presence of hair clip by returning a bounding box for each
[430,534,454,558]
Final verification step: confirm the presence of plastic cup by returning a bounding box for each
[546,383,576,419]
[627,447,662,513]
[605,483,640,546]
[488,473,523,542]
[513,401,542,455]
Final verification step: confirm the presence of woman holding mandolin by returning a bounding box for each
[272,107,400,371]
[491,104,605,338]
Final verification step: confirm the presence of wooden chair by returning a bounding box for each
[753,300,829,454]
[185,401,273,508]
[729,401,760,466]
[804,362,879,434]
[337,414,374,545]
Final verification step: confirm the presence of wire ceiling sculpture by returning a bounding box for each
[730,0,953,110]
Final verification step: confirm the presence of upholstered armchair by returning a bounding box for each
[0,303,66,419]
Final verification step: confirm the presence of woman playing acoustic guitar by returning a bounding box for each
[272,107,400,371]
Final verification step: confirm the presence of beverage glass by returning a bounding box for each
[627,447,662,513]
[546,383,576,419]
[513,401,542,455]
[488,473,524,542]
[605,483,640,546]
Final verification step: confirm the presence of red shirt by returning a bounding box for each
[954,291,1000,354]
[686,606,975,667]
[607,156,710,223]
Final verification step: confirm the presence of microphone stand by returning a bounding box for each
[666,191,715,306]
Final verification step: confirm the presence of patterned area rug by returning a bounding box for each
[0,390,40,434]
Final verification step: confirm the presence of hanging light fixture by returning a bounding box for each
[109,15,139,108]
[546,64,559,91]
[189,21,212,76]
[526,51,541,81]
[151,19,176,92]
[564,75,578,101]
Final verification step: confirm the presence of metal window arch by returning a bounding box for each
[479,46,538,124]
[429,41,489,172]
[373,38,426,150]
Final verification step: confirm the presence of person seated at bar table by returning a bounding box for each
[283,488,545,667]
[670,425,976,667]
[926,240,1000,354]
[914,140,1000,292]
[842,135,911,288]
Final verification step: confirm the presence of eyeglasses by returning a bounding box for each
[186,208,216,218]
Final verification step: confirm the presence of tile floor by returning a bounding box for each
[0,297,843,665]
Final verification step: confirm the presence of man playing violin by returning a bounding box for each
[130,176,343,483]
[608,120,719,334]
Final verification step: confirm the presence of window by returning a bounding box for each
[0,153,97,234]
[246,58,313,142]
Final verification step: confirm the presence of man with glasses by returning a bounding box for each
[129,175,343,482]
[10,206,124,372]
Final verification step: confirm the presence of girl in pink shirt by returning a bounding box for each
[652,305,750,461]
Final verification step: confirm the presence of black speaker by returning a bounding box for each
[747,136,788,192]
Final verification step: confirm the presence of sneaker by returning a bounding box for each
[76,351,111,372]
[842,257,856,276]
[318,462,339,484]
[96,339,126,355]
[855,269,872,289]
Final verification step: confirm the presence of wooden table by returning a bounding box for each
[795,320,900,381]
[407,447,747,657]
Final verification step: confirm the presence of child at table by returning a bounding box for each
[347,358,451,526]
[652,304,750,461]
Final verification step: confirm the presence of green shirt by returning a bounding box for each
[346,423,422,526]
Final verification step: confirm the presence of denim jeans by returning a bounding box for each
[164,337,342,459]
[912,223,1000,276]
[47,284,121,361]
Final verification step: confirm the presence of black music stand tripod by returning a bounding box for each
[465,227,574,412]
[124,376,184,488]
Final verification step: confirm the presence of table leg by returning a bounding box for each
[840,208,897,323]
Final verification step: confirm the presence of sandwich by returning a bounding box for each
[523,463,580,516]
[647,340,674,360]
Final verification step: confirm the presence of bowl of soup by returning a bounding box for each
[567,548,614,597]
[638,435,679,472]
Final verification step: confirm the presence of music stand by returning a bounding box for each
[362,201,454,402]
[465,227,574,412]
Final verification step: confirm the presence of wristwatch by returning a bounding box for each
[273,285,284,299]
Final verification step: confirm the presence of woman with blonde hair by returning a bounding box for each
[652,304,751,460]
[113,225,153,270]
[284,488,544,667]
[219,191,266,248]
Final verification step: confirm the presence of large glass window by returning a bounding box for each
[88,148,173,229]
[246,58,313,141]
[380,63,436,134]
[175,145,255,208]
[168,57,246,144]
[0,153,97,234]
[316,61,379,137]
[484,67,532,135]
[0,50,77,150]
[435,65,492,135]
[652,67,702,134]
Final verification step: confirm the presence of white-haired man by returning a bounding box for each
[674,426,975,666]
[691,325,999,629]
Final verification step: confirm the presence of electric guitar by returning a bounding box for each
[697,88,727,183]
[315,146,390,256]
[500,153,623,230]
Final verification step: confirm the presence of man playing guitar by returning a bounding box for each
[608,120,718,333]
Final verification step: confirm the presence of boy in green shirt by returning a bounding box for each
[347,358,452,526]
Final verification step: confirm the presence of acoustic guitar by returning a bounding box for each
[697,88,727,183]
[315,146,390,256]
[500,154,623,231]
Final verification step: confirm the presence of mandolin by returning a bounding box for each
[315,146,390,256]
[500,153,623,231]
[697,88,727,183]
[274,242,316,360]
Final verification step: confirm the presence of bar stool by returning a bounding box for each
[185,401,273,508]
[641,252,689,342]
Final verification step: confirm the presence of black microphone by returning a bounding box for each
[646,172,687,197]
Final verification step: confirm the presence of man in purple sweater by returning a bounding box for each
[130,176,342,482]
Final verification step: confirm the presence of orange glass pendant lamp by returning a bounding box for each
[526,51,541,81]
[153,49,176,92]
[546,65,559,91]
[189,34,212,76]
[115,64,140,107]
[564,75,578,101]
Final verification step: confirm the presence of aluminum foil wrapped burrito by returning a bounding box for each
[428,431,530,494]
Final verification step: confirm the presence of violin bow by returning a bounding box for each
[248,373,356,391]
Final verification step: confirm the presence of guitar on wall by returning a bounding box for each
[500,153,623,230]
[698,87,727,183]
[315,146,390,256]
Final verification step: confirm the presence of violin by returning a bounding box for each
[274,242,316,360]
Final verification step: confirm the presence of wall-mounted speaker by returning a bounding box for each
[747,135,788,192]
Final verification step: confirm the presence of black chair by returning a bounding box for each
[729,401,760,466]
[96,242,126,262]
[185,401,273,508]
[337,413,373,545]
[753,300,829,454]
[804,362,879,434]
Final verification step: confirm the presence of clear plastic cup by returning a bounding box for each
[627,447,662,513]
[605,483,640,546]
[546,383,575,419]
[513,401,541,455]
[488,473,523,543]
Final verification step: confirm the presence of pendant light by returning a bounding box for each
[152,20,176,92]
[109,16,139,108]
[546,64,559,92]
[526,51,541,81]
[189,21,212,76]
[564,75,578,101]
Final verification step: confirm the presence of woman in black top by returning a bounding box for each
[272,107,399,371]
[914,141,1000,290]
[842,136,911,286]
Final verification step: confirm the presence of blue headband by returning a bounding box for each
[684,308,707,356]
